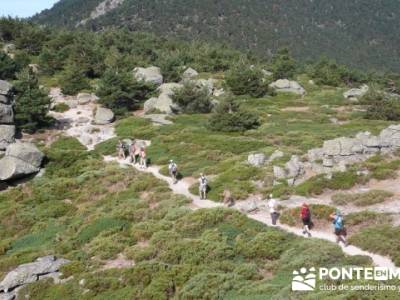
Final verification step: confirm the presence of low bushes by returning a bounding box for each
[171,81,213,114]
[331,190,393,206]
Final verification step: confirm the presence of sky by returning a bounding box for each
[0,0,59,18]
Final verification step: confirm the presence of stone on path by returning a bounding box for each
[94,107,115,125]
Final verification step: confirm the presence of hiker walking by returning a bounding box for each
[223,189,234,207]
[139,147,147,169]
[117,140,126,160]
[300,203,312,237]
[199,173,208,200]
[129,141,137,164]
[268,194,279,226]
[330,210,348,246]
[168,160,178,184]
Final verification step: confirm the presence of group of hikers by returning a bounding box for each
[116,140,348,246]
[268,196,348,246]
[117,140,147,169]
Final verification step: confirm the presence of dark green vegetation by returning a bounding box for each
[33,0,400,73]
[171,81,213,114]
[13,67,52,133]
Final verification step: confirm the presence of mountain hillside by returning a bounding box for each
[33,0,400,72]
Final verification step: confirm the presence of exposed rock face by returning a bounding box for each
[0,80,13,96]
[182,67,199,79]
[0,142,44,181]
[269,150,284,162]
[77,93,98,105]
[343,84,369,101]
[133,66,163,85]
[0,81,15,150]
[0,157,40,181]
[269,79,306,95]
[6,142,44,169]
[94,107,115,125]
[0,125,15,150]
[144,83,183,114]
[0,256,69,295]
[0,104,14,124]
[273,125,400,186]
[143,114,173,126]
[248,153,266,167]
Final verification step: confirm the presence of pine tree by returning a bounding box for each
[14,67,51,133]
[0,52,18,80]
[96,69,155,116]
[60,63,90,96]
[271,48,297,80]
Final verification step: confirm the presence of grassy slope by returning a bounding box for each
[1,136,396,299]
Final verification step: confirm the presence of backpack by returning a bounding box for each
[171,163,177,172]
[301,206,310,219]
[334,216,344,230]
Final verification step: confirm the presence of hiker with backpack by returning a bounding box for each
[168,160,178,184]
[129,141,137,164]
[300,203,312,237]
[268,194,279,226]
[117,140,126,160]
[199,173,208,199]
[139,147,147,169]
[330,210,348,246]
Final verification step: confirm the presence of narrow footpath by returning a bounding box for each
[104,156,397,270]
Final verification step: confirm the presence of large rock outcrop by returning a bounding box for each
[144,83,183,114]
[133,66,163,85]
[269,79,306,95]
[273,124,400,185]
[0,256,69,297]
[182,67,199,79]
[0,142,44,181]
[343,84,369,101]
[0,80,15,150]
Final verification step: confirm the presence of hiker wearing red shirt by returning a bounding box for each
[300,203,312,237]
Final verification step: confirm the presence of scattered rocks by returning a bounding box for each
[0,104,14,124]
[182,67,199,79]
[287,124,400,179]
[262,69,273,77]
[133,66,163,85]
[343,84,369,102]
[269,79,306,95]
[144,83,183,114]
[248,153,267,167]
[0,256,69,297]
[94,107,115,125]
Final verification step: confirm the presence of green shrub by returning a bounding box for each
[52,103,69,113]
[349,225,400,265]
[76,217,129,245]
[237,230,289,260]
[97,68,155,116]
[0,51,19,79]
[225,62,270,97]
[295,170,365,196]
[270,48,297,80]
[331,190,393,206]
[171,81,213,114]
[208,96,260,132]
